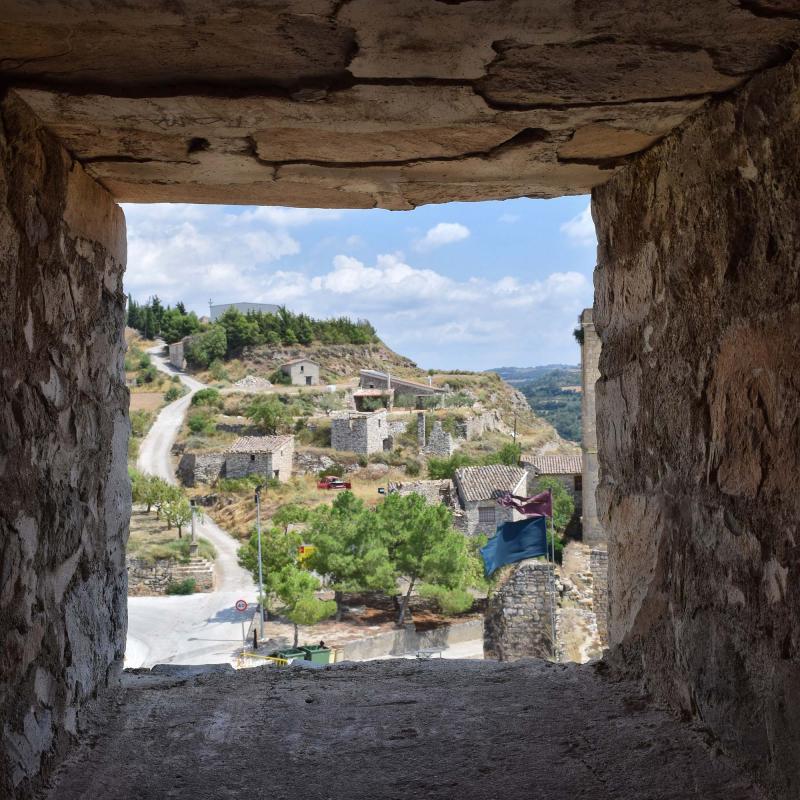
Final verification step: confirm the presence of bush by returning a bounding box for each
[404,459,421,477]
[191,387,223,408]
[164,386,183,402]
[269,369,292,385]
[165,578,196,595]
[418,584,474,615]
[209,359,229,382]
[427,452,477,479]
[187,409,215,435]
[137,364,158,384]
[138,353,152,369]
[130,409,153,438]
[317,463,344,479]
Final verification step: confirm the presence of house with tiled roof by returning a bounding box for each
[521,452,583,514]
[453,465,528,537]
[224,435,294,482]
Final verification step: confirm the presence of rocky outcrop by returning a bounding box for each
[0,92,128,799]
[594,53,800,799]
[4,4,800,206]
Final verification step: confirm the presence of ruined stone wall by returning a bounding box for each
[331,410,387,454]
[422,421,455,457]
[594,54,800,798]
[589,547,608,648]
[484,560,555,661]
[126,557,214,596]
[177,452,225,487]
[455,410,507,440]
[0,93,128,798]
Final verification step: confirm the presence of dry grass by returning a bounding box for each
[203,469,407,541]
[128,509,216,564]
[130,392,165,412]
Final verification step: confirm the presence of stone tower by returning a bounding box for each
[580,308,604,545]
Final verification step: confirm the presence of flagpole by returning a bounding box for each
[548,488,557,662]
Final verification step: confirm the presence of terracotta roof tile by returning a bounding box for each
[227,435,293,453]
[521,453,582,475]
[453,465,527,503]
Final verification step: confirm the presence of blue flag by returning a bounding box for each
[480,516,548,576]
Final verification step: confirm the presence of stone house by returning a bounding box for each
[520,453,583,514]
[330,409,389,454]
[280,357,319,386]
[224,435,294,482]
[452,465,528,537]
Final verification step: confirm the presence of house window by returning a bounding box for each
[574,475,582,492]
[250,454,255,462]
[300,365,304,372]
[478,507,495,526]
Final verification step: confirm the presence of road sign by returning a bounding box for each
[235,599,248,612]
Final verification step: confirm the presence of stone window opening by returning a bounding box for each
[479,506,496,526]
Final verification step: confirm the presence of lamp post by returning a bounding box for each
[255,485,265,640]
[189,499,198,558]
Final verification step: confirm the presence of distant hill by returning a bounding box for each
[490,365,582,443]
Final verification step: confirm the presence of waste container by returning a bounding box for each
[273,648,307,663]
[301,645,332,665]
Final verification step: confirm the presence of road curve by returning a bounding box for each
[127,348,256,668]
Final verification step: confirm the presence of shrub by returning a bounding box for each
[138,353,152,369]
[191,387,223,408]
[269,369,292,385]
[427,452,476,480]
[209,359,229,382]
[404,459,421,477]
[187,409,215,435]
[130,409,153,438]
[165,578,196,595]
[418,584,474,615]
[137,364,158,384]
[164,386,183,402]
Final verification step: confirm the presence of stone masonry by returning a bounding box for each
[580,308,603,545]
[589,547,608,648]
[484,560,556,661]
[594,53,800,797]
[126,557,214,596]
[330,409,388,454]
[177,452,226,488]
[224,436,294,483]
[0,93,129,799]
[422,420,455,457]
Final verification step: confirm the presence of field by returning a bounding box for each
[128,508,217,564]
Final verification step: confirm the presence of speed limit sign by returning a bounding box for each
[235,599,248,612]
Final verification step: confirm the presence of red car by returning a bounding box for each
[317,476,351,490]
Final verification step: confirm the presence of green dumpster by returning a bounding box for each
[273,648,307,663]
[301,645,332,665]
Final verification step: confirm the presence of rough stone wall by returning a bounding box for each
[484,560,555,661]
[580,308,603,545]
[455,410,507,440]
[177,452,225,487]
[422,421,455,457]
[462,501,514,538]
[589,547,608,648]
[0,93,128,798]
[127,557,214,596]
[331,410,387,454]
[167,339,185,370]
[594,54,800,798]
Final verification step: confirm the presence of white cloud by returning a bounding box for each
[234,207,344,226]
[122,202,593,369]
[560,203,596,247]
[414,222,470,252]
[499,213,520,224]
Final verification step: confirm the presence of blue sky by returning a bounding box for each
[122,196,596,371]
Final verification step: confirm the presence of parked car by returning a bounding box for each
[317,475,352,490]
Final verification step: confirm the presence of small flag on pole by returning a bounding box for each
[480,516,548,576]
[496,490,552,518]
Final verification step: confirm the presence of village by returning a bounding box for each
[124,300,607,666]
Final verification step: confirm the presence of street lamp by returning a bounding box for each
[189,499,198,557]
[254,485,265,640]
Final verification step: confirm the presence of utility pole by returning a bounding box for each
[513,413,517,444]
[255,485,265,640]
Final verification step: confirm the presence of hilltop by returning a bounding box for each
[491,365,582,443]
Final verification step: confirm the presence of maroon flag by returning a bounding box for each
[497,490,552,518]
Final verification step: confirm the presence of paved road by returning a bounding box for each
[126,348,256,668]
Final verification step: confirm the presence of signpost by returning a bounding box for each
[235,599,248,646]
